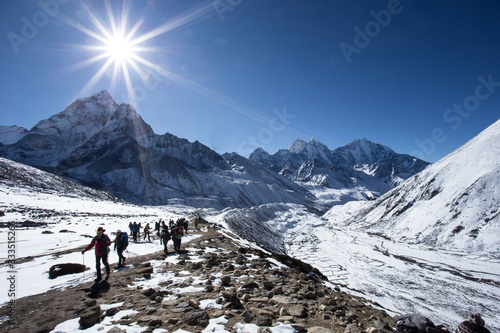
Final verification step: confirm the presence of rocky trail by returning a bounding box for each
[0,226,396,333]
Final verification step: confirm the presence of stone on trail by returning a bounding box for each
[181,310,210,327]
[78,305,101,329]
[49,263,86,279]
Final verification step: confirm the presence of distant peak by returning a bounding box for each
[94,89,112,98]
[253,147,268,154]
[352,138,369,143]
[349,138,380,147]
[308,137,328,147]
[289,139,308,153]
[78,90,115,104]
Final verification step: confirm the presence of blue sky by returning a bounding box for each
[1,0,499,162]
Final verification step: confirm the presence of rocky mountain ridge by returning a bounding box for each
[0,91,314,209]
[249,137,429,196]
[0,90,428,210]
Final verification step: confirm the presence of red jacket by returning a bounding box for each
[84,234,111,256]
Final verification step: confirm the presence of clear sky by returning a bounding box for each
[1,0,499,162]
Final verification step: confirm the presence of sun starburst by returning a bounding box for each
[59,0,269,128]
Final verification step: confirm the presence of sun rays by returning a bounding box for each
[57,0,273,131]
[60,0,215,104]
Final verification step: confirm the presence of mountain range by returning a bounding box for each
[0,90,428,209]
[324,118,500,252]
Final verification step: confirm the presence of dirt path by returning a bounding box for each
[0,226,396,333]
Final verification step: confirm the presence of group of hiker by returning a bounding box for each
[82,216,202,283]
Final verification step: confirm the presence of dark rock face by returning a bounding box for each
[48,263,86,279]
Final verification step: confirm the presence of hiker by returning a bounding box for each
[183,218,189,235]
[169,219,174,229]
[194,217,199,230]
[456,314,491,333]
[131,222,138,242]
[171,223,184,252]
[155,220,160,236]
[160,223,171,254]
[144,223,151,242]
[82,227,111,282]
[113,229,128,267]
[159,221,168,244]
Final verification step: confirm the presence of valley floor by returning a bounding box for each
[285,218,500,331]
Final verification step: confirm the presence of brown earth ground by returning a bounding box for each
[0,225,396,333]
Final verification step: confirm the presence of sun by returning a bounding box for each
[104,33,136,64]
[63,0,237,108]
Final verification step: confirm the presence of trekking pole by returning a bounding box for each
[82,252,85,279]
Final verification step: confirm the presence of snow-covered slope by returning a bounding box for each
[325,118,500,253]
[0,125,28,145]
[0,91,314,209]
[0,158,119,202]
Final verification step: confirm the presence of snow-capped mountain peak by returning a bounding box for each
[335,138,395,165]
[288,138,308,153]
[77,89,117,112]
[0,91,315,209]
[250,137,429,204]
[0,125,28,145]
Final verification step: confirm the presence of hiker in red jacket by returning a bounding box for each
[82,227,111,282]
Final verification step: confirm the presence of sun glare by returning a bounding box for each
[105,34,136,63]
[62,0,259,121]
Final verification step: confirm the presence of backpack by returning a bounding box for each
[122,232,129,249]
[173,227,183,239]
[161,228,171,241]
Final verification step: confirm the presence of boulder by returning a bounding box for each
[221,275,231,286]
[182,310,209,327]
[79,305,101,329]
[286,304,307,318]
[49,263,86,279]
[229,294,244,310]
[255,315,273,326]
[104,307,120,317]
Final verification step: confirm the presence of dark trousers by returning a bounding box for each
[173,238,181,252]
[96,254,110,280]
[117,247,125,265]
